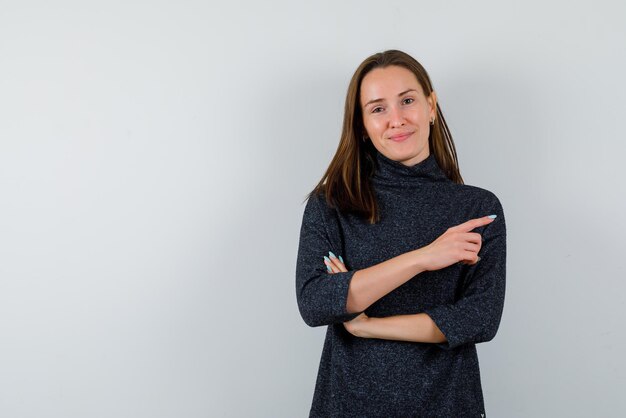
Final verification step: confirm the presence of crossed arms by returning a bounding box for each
[295,194,506,350]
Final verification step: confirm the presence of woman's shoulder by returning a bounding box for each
[302,188,333,218]
[304,188,327,207]
[303,187,358,224]
[450,183,505,211]
[454,182,500,198]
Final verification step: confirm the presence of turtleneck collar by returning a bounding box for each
[372,150,449,186]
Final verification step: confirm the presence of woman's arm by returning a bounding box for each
[343,250,427,314]
[323,252,450,343]
[345,312,447,343]
[326,215,491,315]
[326,197,506,349]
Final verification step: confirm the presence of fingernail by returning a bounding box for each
[324,256,331,264]
[487,214,497,219]
[327,265,332,272]
[339,255,344,263]
[329,251,337,259]
[477,256,482,262]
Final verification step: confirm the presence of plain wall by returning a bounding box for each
[1,0,625,417]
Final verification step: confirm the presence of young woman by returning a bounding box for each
[295,49,506,417]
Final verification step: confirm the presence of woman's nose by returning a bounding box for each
[388,106,405,127]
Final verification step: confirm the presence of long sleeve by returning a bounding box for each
[422,193,507,350]
[295,193,362,327]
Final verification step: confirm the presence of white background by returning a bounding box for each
[1,1,625,417]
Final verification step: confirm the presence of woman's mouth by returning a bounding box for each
[388,132,413,142]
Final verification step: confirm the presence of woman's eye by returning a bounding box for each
[402,98,414,105]
[372,107,383,113]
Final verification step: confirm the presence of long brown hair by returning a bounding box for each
[306,49,464,224]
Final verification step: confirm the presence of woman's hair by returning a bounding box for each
[307,49,464,224]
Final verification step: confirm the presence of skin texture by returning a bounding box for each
[360,65,437,167]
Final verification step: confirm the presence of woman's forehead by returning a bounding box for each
[360,66,423,104]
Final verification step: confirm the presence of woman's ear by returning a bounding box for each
[428,90,437,119]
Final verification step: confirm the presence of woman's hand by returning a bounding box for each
[342,312,370,337]
[323,251,347,274]
[419,215,496,271]
[324,252,370,337]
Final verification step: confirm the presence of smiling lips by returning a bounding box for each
[388,131,414,142]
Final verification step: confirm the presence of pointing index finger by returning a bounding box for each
[454,214,497,232]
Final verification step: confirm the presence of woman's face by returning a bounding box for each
[360,65,437,166]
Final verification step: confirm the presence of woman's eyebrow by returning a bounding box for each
[363,89,418,108]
